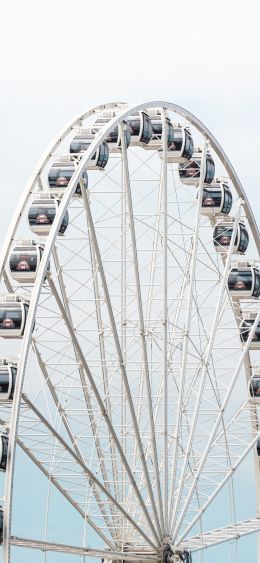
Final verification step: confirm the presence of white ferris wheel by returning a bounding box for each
[0,100,260,563]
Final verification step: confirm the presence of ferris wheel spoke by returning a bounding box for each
[127,146,161,179]
[79,179,160,515]
[184,290,229,390]
[124,151,200,531]
[172,399,251,528]
[46,273,161,545]
[169,143,207,520]
[1,101,259,562]
[161,109,169,535]
[137,210,221,280]
[173,305,260,545]
[50,250,120,525]
[126,175,163,525]
[120,164,184,530]
[81,182,162,540]
[175,429,260,545]
[129,170,196,531]
[165,246,192,377]
[172,376,246,537]
[88,235,120,505]
[167,242,205,516]
[79,199,122,511]
[14,431,115,549]
[183,397,251,486]
[0,410,114,548]
[170,203,242,537]
[9,536,158,559]
[168,242,192,363]
[51,244,118,504]
[0,102,122,285]
[176,296,243,477]
[177,517,260,552]
[32,340,88,458]
[120,124,164,536]
[31,341,119,540]
[20,394,158,550]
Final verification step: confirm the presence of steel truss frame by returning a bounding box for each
[0,100,259,563]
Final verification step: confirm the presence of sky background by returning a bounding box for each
[1,0,260,234]
[0,0,260,561]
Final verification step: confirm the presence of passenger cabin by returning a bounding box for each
[0,295,30,338]
[179,148,215,185]
[48,158,88,195]
[0,434,8,471]
[158,123,194,163]
[9,240,50,284]
[143,109,174,151]
[213,217,249,254]
[240,313,260,348]
[28,194,69,237]
[127,111,153,146]
[228,263,260,298]
[0,359,17,401]
[201,180,232,215]
[94,111,131,152]
[249,369,260,401]
[70,128,109,169]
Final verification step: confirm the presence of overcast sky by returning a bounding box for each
[1,0,260,233]
[1,1,260,561]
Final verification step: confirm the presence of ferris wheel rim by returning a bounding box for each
[1,99,260,563]
[1,98,259,287]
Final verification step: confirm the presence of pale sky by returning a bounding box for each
[1,0,260,231]
[1,1,260,562]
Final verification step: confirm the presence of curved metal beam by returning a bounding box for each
[2,99,259,563]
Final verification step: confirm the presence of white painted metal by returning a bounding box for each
[173,305,260,546]
[120,123,164,537]
[1,100,260,563]
[75,197,121,508]
[32,338,118,541]
[168,142,207,527]
[178,518,260,552]
[161,109,169,538]
[9,537,158,559]
[22,393,158,550]
[170,202,242,536]
[18,430,114,548]
[51,244,119,538]
[81,175,161,540]
[46,274,160,547]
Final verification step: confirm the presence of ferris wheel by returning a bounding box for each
[1,100,260,563]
